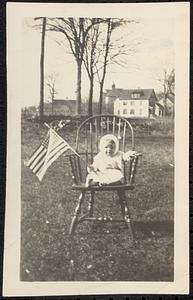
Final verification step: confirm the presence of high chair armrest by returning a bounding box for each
[68,154,82,185]
[130,152,142,157]
[124,153,141,184]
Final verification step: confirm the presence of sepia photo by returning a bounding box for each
[4,2,189,296]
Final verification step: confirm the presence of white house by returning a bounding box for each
[113,88,158,118]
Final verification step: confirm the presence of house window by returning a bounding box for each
[140,100,143,105]
[130,109,135,115]
[131,93,140,99]
[123,109,127,115]
[130,101,135,106]
[123,101,127,105]
[117,109,120,115]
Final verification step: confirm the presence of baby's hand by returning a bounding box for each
[128,150,138,157]
[123,150,138,161]
[87,165,95,173]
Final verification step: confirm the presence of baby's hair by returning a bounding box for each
[105,139,115,144]
[103,139,115,147]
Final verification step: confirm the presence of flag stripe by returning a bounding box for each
[47,140,64,157]
[39,144,69,174]
[35,139,69,177]
[37,145,68,179]
[26,134,49,165]
[36,137,65,175]
[44,142,69,166]
[28,147,47,170]
[32,150,47,173]
[46,144,69,166]
[26,133,49,167]
[27,133,59,171]
[26,145,45,167]
[25,128,77,181]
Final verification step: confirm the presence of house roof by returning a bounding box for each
[106,88,155,100]
[106,88,124,98]
[155,102,164,110]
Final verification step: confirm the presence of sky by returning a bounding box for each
[21,17,174,107]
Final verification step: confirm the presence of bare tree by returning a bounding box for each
[158,68,175,117]
[33,17,137,116]
[96,19,113,115]
[46,73,58,115]
[94,19,135,114]
[46,18,100,115]
[167,68,175,96]
[83,20,101,115]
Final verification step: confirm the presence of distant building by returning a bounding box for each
[107,84,158,118]
[155,102,164,117]
[44,99,76,116]
[158,97,174,116]
[104,83,124,114]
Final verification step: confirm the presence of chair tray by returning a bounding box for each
[72,183,135,191]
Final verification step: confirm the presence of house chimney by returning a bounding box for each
[112,82,115,91]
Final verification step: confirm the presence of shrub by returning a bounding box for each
[22,114,174,136]
[127,118,174,136]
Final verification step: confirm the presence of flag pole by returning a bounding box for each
[44,122,50,129]
[68,145,80,157]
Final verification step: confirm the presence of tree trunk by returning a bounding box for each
[76,60,82,115]
[98,19,111,115]
[163,70,167,118]
[88,77,94,116]
[52,95,54,115]
[163,83,167,118]
[40,17,46,122]
[98,84,104,115]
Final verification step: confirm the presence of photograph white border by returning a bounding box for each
[3,2,189,296]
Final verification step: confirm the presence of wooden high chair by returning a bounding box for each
[68,115,141,239]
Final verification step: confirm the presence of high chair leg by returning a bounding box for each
[69,192,86,235]
[88,191,95,217]
[117,190,135,239]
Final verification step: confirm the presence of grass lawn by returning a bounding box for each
[21,119,174,281]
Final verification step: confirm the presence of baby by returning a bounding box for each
[85,134,137,187]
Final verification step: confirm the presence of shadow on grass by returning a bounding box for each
[20,219,174,282]
[76,220,173,238]
[67,220,174,281]
[134,220,173,238]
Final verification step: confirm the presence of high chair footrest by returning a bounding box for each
[84,217,129,222]
[72,183,135,191]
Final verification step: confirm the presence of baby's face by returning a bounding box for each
[104,141,116,157]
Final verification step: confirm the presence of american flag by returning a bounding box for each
[25,128,73,181]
